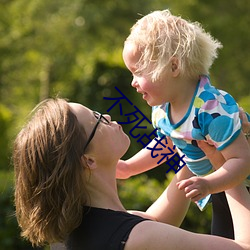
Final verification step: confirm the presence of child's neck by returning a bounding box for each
[169,77,198,124]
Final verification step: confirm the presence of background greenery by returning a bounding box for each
[0,0,249,249]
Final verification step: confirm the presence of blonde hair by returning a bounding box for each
[125,9,222,81]
[13,98,88,246]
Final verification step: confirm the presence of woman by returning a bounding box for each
[13,98,250,249]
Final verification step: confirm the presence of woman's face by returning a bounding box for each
[68,103,130,162]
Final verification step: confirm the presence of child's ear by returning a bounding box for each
[171,63,177,72]
[171,57,180,77]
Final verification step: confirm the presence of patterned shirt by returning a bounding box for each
[152,75,241,176]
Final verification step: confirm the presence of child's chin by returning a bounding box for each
[145,99,160,107]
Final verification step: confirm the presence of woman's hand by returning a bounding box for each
[239,107,250,141]
[197,141,225,170]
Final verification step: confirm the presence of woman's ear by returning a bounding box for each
[82,155,97,169]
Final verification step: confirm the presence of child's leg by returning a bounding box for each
[211,192,234,239]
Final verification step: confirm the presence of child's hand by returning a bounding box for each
[116,160,131,179]
[177,176,211,202]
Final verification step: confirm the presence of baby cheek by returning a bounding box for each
[140,78,153,91]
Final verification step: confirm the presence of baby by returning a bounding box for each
[118,9,250,237]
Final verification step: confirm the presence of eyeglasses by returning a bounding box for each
[84,111,110,151]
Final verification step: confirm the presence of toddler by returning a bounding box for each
[119,9,250,238]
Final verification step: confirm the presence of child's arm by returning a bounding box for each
[178,131,250,201]
[116,137,177,179]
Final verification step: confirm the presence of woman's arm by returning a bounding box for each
[144,166,192,226]
[225,184,250,244]
[127,138,193,226]
[129,165,193,226]
[125,184,250,250]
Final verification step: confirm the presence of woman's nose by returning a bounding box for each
[103,114,112,122]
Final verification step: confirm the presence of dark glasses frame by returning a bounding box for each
[83,111,110,151]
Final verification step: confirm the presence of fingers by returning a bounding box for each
[177,177,209,202]
[177,179,199,201]
[197,140,225,169]
[176,179,194,190]
[239,107,247,123]
[177,180,202,201]
[184,190,204,202]
[239,107,250,134]
[184,189,201,201]
[197,141,216,156]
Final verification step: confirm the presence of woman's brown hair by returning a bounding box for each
[13,98,88,246]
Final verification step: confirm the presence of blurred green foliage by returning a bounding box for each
[0,0,249,249]
[1,0,249,168]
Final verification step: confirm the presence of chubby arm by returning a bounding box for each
[205,132,250,191]
[116,137,176,179]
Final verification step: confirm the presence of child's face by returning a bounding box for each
[123,43,173,106]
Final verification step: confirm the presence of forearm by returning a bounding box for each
[225,184,250,244]
[145,166,193,227]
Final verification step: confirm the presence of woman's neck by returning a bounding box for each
[84,165,126,212]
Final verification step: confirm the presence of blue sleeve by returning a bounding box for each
[197,90,241,151]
